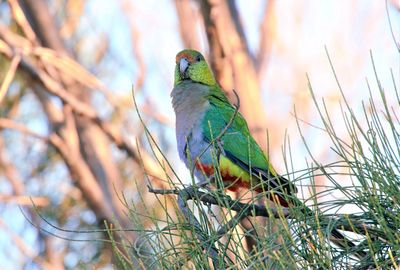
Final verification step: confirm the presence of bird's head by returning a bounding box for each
[174,49,217,87]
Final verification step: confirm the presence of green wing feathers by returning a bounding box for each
[203,90,274,172]
[202,89,297,197]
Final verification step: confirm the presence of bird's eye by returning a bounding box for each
[196,55,202,62]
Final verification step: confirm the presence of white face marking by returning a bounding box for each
[179,58,189,74]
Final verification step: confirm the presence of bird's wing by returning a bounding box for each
[202,91,297,199]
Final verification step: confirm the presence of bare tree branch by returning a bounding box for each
[148,186,288,219]
[0,118,48,141]
[0,195,49,206]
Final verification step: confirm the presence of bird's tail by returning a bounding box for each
[280,195,367,260]
[330,228,367,260]
[254,170,367,260]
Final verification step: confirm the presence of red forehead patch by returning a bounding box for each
[176,51,195,63]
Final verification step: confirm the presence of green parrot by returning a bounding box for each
[171,49,295,205]
[171,49,365,259]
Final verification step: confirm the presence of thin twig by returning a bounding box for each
[0,53,21,105]
[0,118,49,141]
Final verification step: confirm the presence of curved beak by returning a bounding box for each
[179,57,190,76]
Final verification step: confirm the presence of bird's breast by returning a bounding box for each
[171,83,211,165]
[175,104,209,163]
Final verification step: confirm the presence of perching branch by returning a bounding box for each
[148,184,383,242]
[149,185,288,216]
